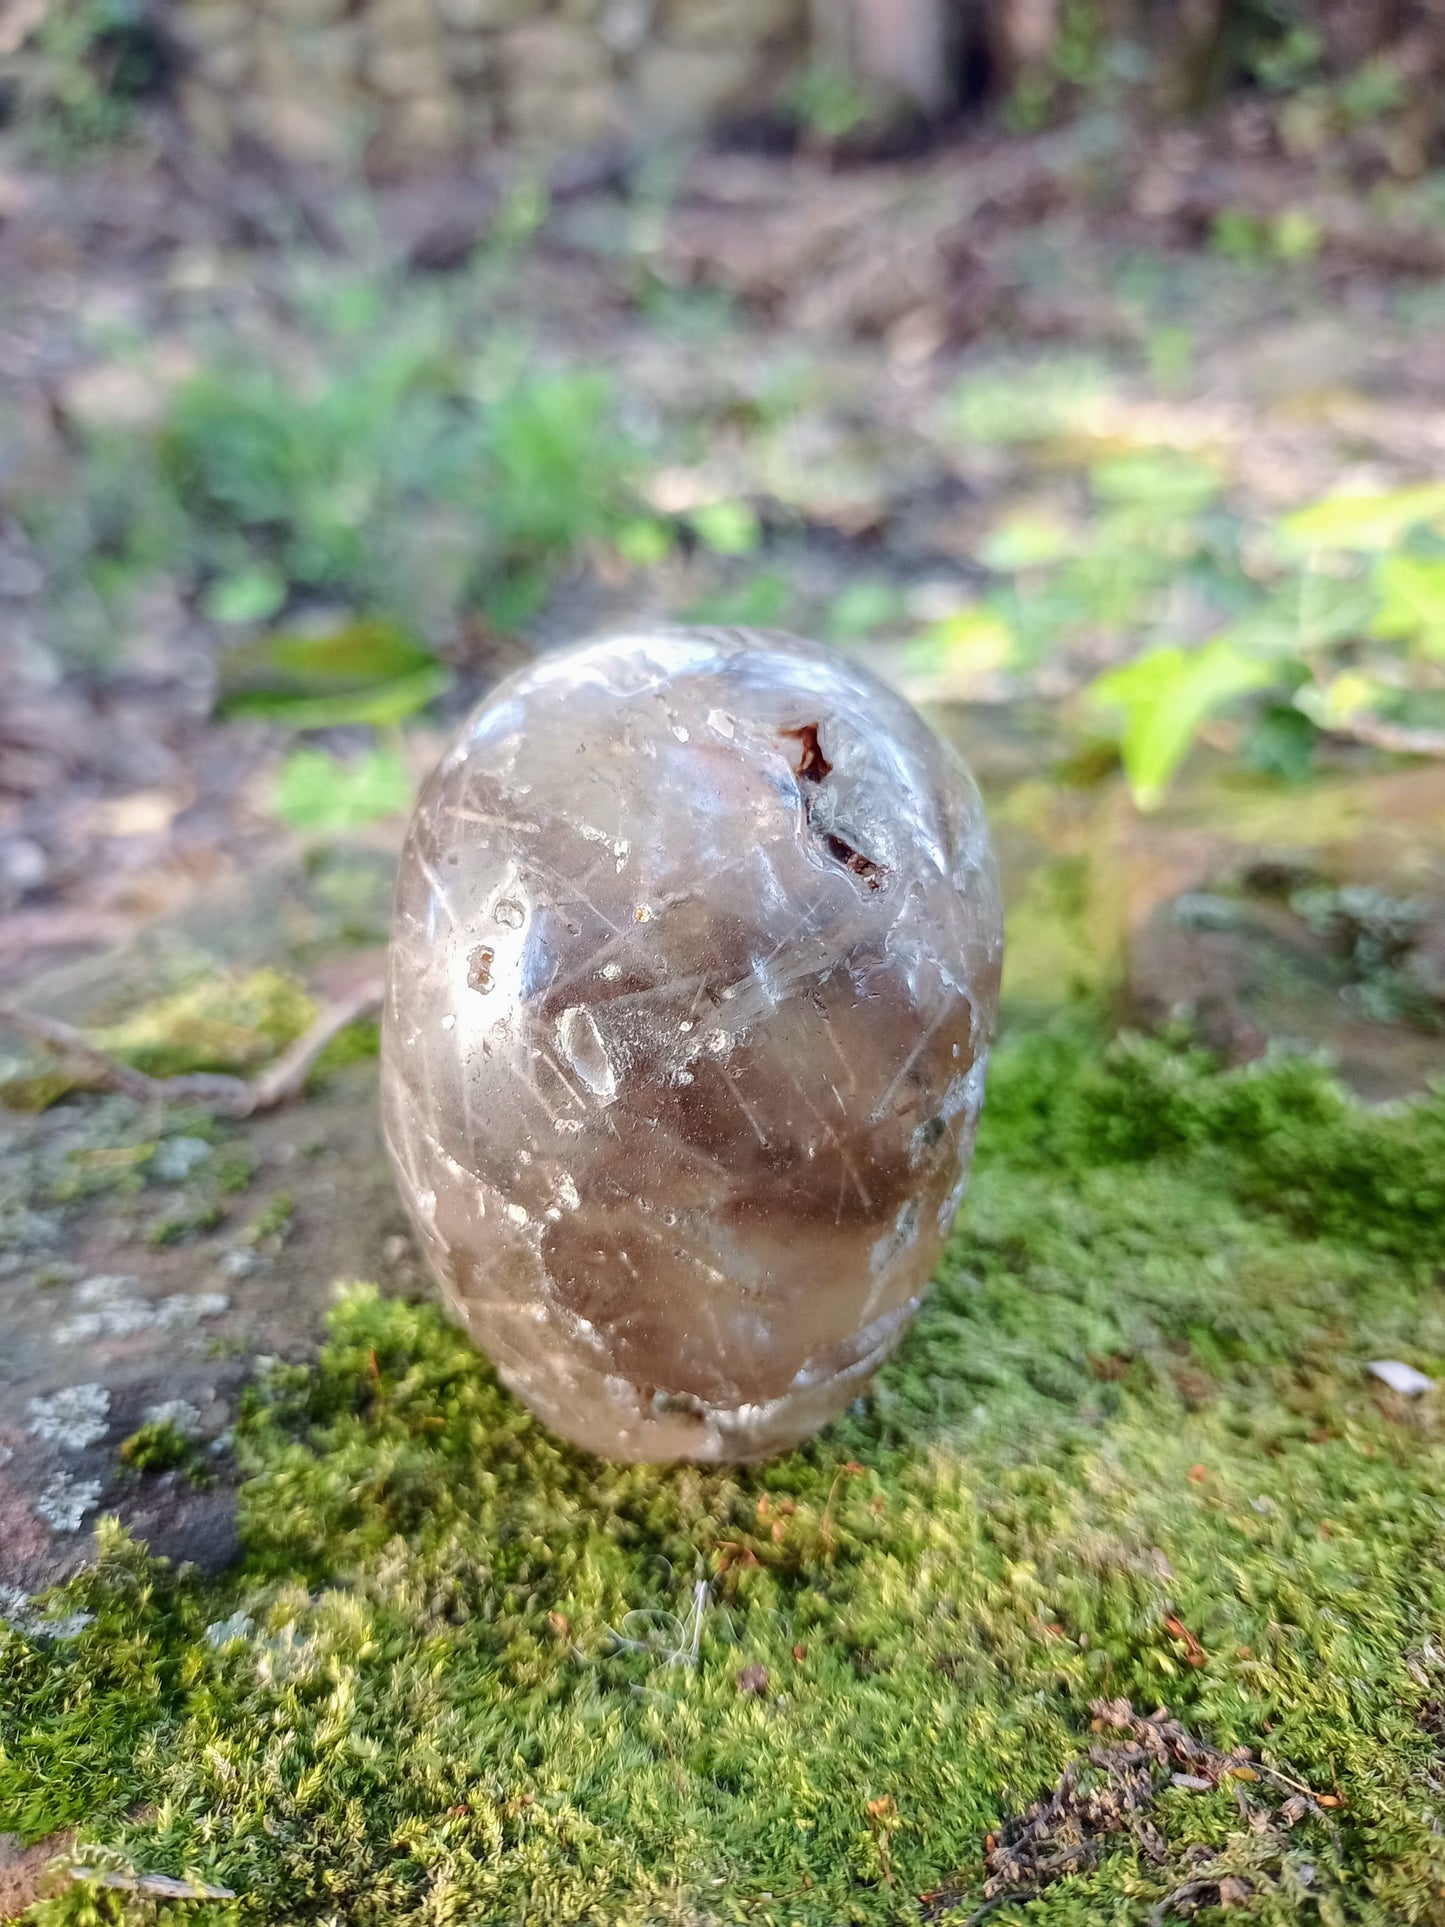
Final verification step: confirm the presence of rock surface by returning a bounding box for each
[116,0,812,166]
[382,628,1003,1461]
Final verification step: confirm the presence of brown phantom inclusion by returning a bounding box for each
[381,627,1003,1461]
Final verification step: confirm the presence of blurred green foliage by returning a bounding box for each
[151,340,636,628]
[1008,0,1434,152]
[271,745,413,834]
[930,369,1445,804]
[216,621,447,729]
[20,298,648,670]
[118,1419,196,1475]
[4,0,159,160]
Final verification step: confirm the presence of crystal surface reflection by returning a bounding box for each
[381,628,1003,1460]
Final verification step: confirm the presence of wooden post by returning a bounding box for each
[811,0,955,114]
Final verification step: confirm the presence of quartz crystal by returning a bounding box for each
[381,628,1003,1461]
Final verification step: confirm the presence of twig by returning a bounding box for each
[962,1894,1029,1927]
[0,979,384,1119]
[1330,713,1445,759]
[242,981,385,1113]
[71,1868,237,1900]
[1148,1879,1215,1925]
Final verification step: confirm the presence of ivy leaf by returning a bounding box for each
[272,745,413,833]
[203,570,288,625]
[217,618,448,727]
[1370,552,1445,658]
[1091,640,1277,809]
[689,501,760,557]
[1218,572,1373,658]
[1279,486,1445,553]
[979,514,1080,571]
[1089,450,1222,517]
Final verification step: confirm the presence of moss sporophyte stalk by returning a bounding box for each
[4,1021,1444,1923]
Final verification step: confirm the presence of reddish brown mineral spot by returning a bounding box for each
[782,722,833,783]
[381,627,1002,1462]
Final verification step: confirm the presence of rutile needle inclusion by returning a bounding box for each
[381,627,1003,1461]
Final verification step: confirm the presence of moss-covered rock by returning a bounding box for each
[3,1024,1444,1923]
[1,972,320,1114]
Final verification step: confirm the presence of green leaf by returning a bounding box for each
[1240,703,1317,783]
[827,577,904,639]
[272,745,413,833]
[684,572,789,628]
[1370,552,1445,657]
[1273,208,1321,262]
[1091,639,1277,809]
[1089,451,1221,518]
[203,570,288,625]
[949,355,1116,446]
[216,619,449,728]
[615,519,674,568]
[1147,326,1193,391]
[1218,571,1374,659]
[1212,209,1267,260]
[1279,486,1445,553]
[907,608,1014,677]
[979,515,1080,571]
[689,501,760,557]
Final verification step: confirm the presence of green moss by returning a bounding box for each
[143,1203,224,1248]
[4,1023,1444,1924]
[117,1421,196,1476]
[238,1192,294,1249]
[1,971,318,1112]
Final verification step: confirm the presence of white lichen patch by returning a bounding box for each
[151,1135,212,1182]
[27,1383,111,1449]
[141,1398,204,1438]
[55,1277,229,1345]
[204,1611,255,1649]
[35,1472,103,1533]
[0,1584,94,1640]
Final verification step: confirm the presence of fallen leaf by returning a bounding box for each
[736,1662,769,1696]
[1164,1615,1208,1667]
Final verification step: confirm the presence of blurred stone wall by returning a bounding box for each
[168,0,811,170]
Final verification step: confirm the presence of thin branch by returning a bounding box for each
[0,1004,246,1108]
[241,980,386,1113]
[0,979,384,1119]
[962,1894,1030,1927]
[1149,1880,1216,1926]
[1331,713,1445,759]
